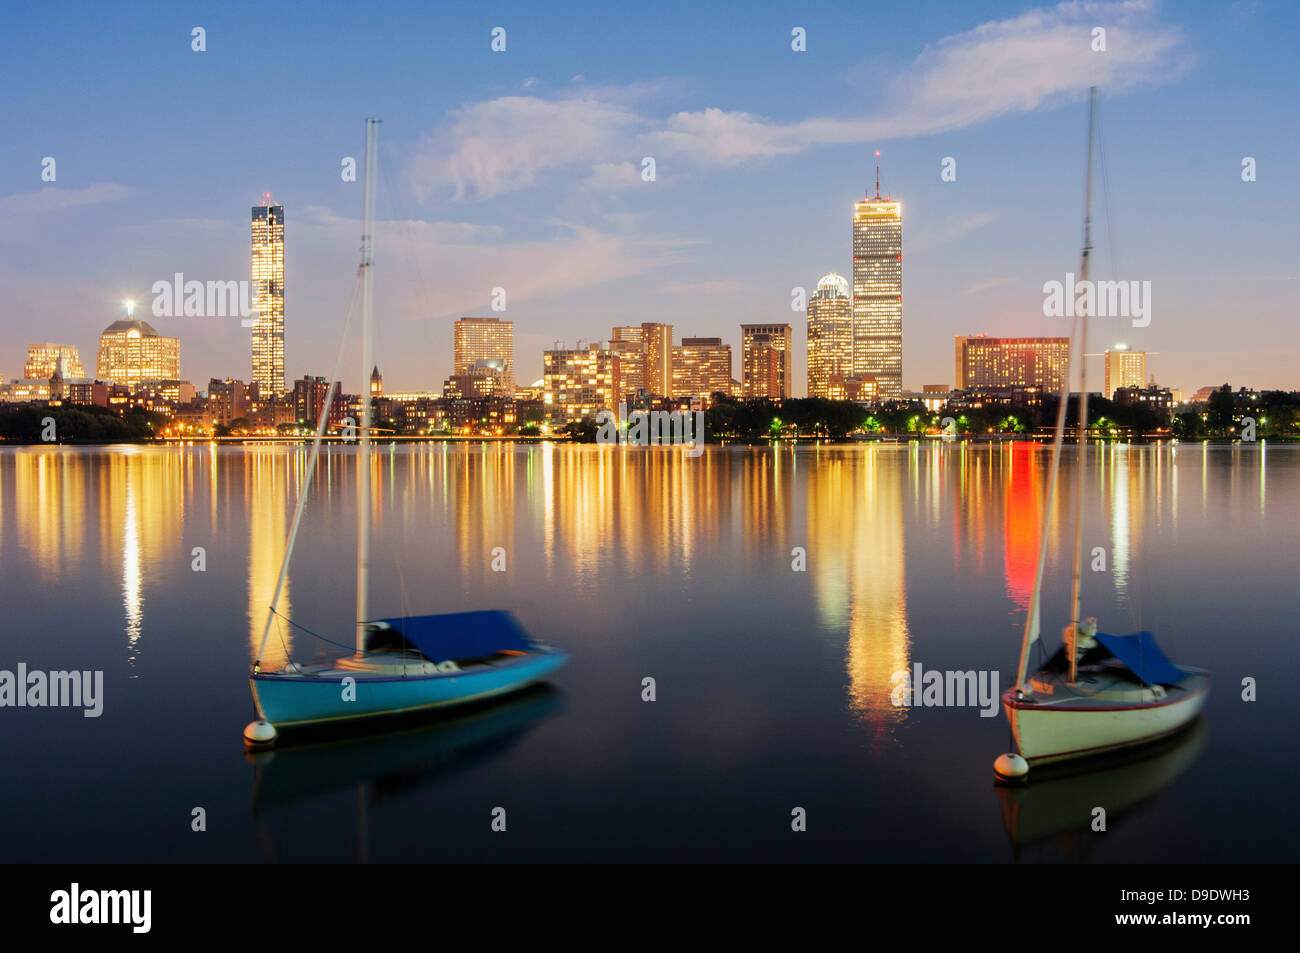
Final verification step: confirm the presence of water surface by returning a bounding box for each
[1,441,1294,862]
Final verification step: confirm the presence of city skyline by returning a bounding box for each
[4,1,1297,397]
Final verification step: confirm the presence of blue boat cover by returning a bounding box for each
[1094,631,1189,686]
[373,610,534,662]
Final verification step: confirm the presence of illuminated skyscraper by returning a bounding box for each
[954,335,1070,392]
[852,162,902,397]
[609,324,675,397]
[453,317,514,396]
[25,344,85,379]
[671,337,732,400]
[608,333,645,399]
[96,314,180,386]
[251,199,286,396]
[807,273,852,399]
[640,323,673,396]
[741,324,793,399]
[1104,345,1147,399]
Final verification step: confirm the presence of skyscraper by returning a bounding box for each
[251,198,286,396]
[96,316,180,386]
[1104,345,1147,399]
[610,323,675,397]
[608,330,645,399]
[640,322,673,396]
[852,162,902,398]
[807,273,852,399]
[453,317,514,396]
[741,324,793,399]
[954,335,1070,392]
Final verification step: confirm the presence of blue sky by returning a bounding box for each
[2,0,1296,395]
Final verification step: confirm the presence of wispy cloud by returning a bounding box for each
[409,0,1190,198]
[961,276,1015,295]
[659,279,744,295]
[409,96,642,202]
[287,208,689,317]
[0,184,131,237]
[646,0,1188,163]
[911,212,998,252]
[584,162,642,191]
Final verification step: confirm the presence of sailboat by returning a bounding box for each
[993,90,1208,779]
[243,120,567,746]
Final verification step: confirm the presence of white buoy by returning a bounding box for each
[243,720,278,746]
[994,752,1029,780]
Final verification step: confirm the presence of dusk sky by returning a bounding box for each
[3,0,1296,395]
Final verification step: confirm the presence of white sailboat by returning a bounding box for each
[994,89,1208,779]
[243,120,567,746]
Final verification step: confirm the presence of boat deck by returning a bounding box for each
[270,650,525,680]
[1021,663,1209,711]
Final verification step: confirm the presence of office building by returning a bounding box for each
[741,323,793,399]
[453,317,514,396]
[96,316,180,387]
[542,344,621,425]
[1104,345,1147,399]
[671,337,733,400]
[852,165,903,397]
[24,344,85,379]
[807,273,852,398]
[954,335,1070,393]
[251,198,286,396]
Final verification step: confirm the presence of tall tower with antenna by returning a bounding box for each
[251,194,286,396]
[851,151,903,399]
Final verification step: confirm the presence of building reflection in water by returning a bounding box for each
[13,449,87,578]
[808,446,911,744]
[1002,442,1041,611]
[1107,445,1133,605]
[453,443,519,590]
[9,447,187,670]
[525,444,745,594]
[113,448,184,670]
[247,448,294,668]
[122,471,142,666]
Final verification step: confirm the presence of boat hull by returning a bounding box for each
[1003,673,1208,765]
[251,649,567,730]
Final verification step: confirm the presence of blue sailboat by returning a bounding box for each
[250,611,567,732]
[243,120,567,745]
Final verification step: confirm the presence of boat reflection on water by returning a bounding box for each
[995,717,1207,862]
[247,684,563,857]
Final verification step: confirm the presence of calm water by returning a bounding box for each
[1,441,1295,862]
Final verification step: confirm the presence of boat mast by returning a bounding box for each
[356,118,378,653]
[1013,88,1096,694]
[1067,87,1097,684]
